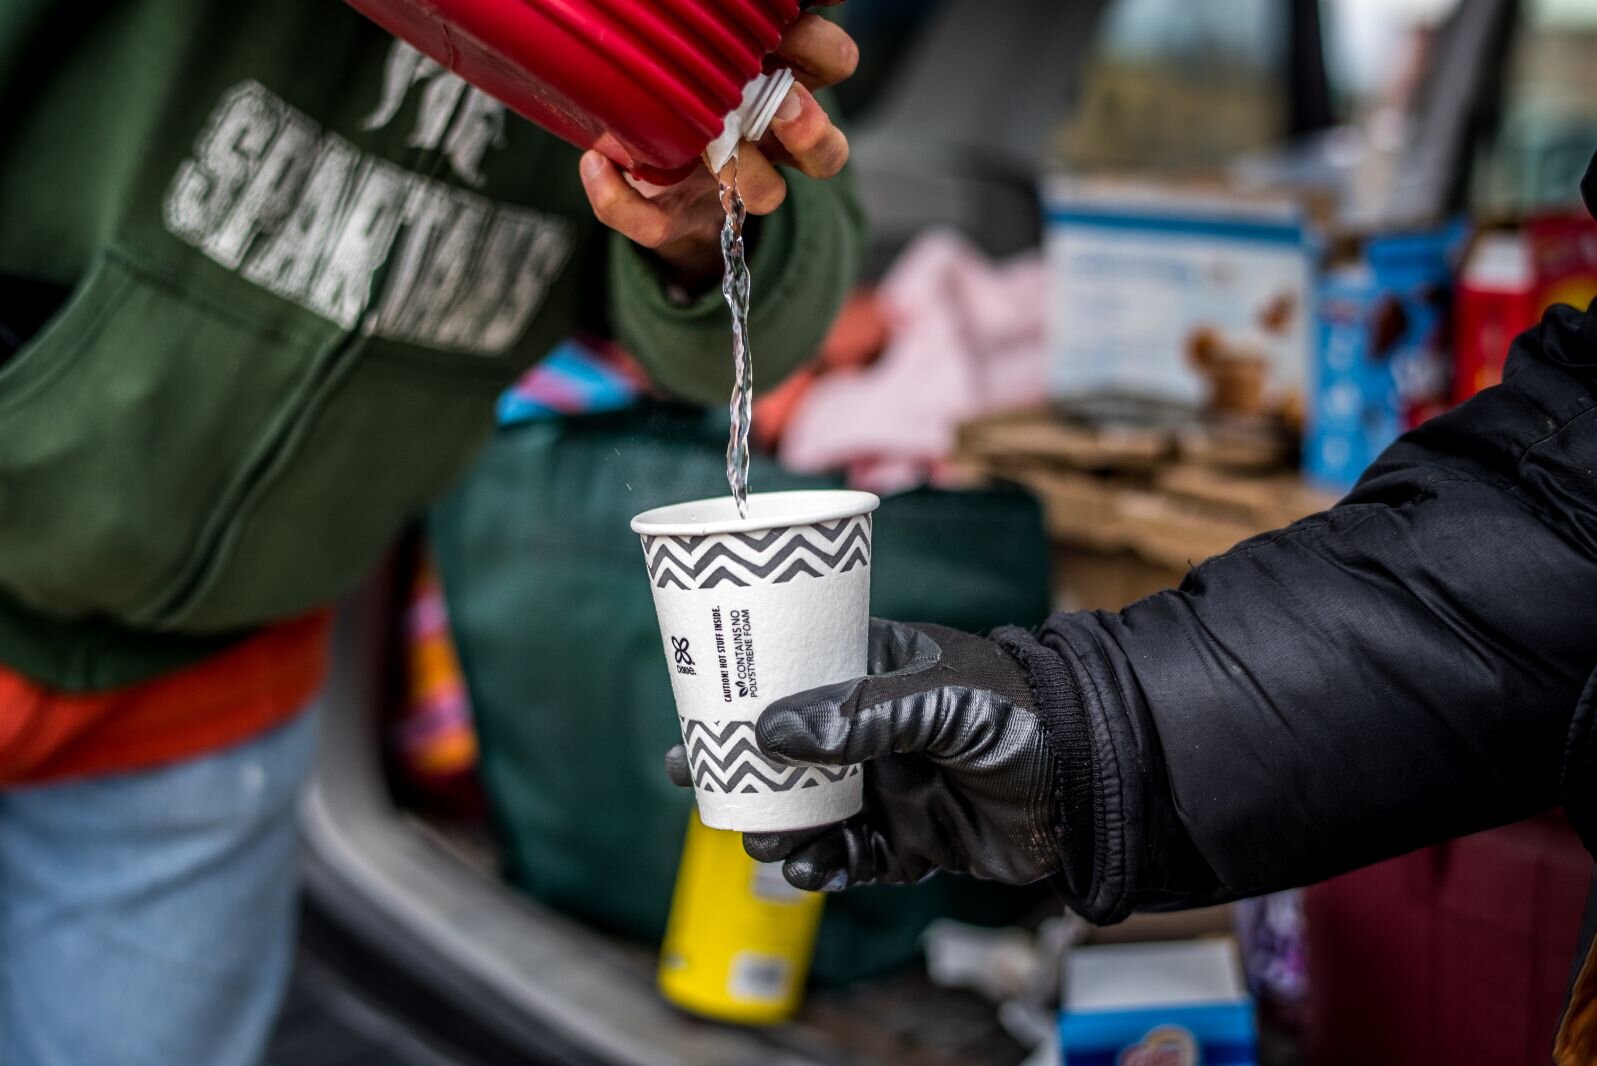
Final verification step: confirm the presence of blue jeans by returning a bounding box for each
[0,707,317,1066]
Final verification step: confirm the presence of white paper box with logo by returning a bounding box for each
[1059,939,1257,1065]
[1044,177,1313,410]
[632,491,879,833]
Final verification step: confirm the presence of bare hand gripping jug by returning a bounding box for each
[344,0,802,181]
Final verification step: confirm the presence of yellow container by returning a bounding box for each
[658,812,824,1025]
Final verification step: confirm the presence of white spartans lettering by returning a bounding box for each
[361,40,505,187]
[163,74,571,356]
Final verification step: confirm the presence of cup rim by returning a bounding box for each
[631,489,879,537]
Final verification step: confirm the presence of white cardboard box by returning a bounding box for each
[1060,938,1256,1065]
[1045,177,1314,410]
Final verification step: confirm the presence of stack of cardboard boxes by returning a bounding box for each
[1009,176,1597,593]
[954,410,1333,611]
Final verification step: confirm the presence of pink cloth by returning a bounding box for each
[779,230,1047,493]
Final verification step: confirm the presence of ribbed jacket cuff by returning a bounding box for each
[993,624,1100,917]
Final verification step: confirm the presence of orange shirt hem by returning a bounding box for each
[0,612,331,786]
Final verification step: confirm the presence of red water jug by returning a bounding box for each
[344,0,804,183]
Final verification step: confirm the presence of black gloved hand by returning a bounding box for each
[665,619,1065,891]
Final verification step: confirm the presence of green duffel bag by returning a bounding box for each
[431,405,1052,984]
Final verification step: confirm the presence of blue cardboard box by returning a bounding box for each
[1306,227,1465,492]
[1061,939,1256,1066]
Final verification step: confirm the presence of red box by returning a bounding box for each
[1455,216,1597,402]
[1305,814,1590,1066]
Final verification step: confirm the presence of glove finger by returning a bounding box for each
[757,621,948,767]
[756,679,902,766]
[663,744,692,788]
[866,617,943,675]
[743,824,831,864]
[778,829,856,892]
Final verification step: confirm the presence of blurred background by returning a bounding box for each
[276,1,1597,1064]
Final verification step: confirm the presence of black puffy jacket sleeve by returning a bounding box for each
[997,297,1597,925]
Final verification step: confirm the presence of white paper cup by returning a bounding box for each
[632,490,879,833]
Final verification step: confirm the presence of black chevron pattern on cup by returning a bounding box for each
[681,718,862,794]
[642,515,871,590]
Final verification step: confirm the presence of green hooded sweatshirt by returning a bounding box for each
[0,0,864,691]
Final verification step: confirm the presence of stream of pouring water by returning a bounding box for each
[719,157,753,519]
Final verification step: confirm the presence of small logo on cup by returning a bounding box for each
[671,636,696,676]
